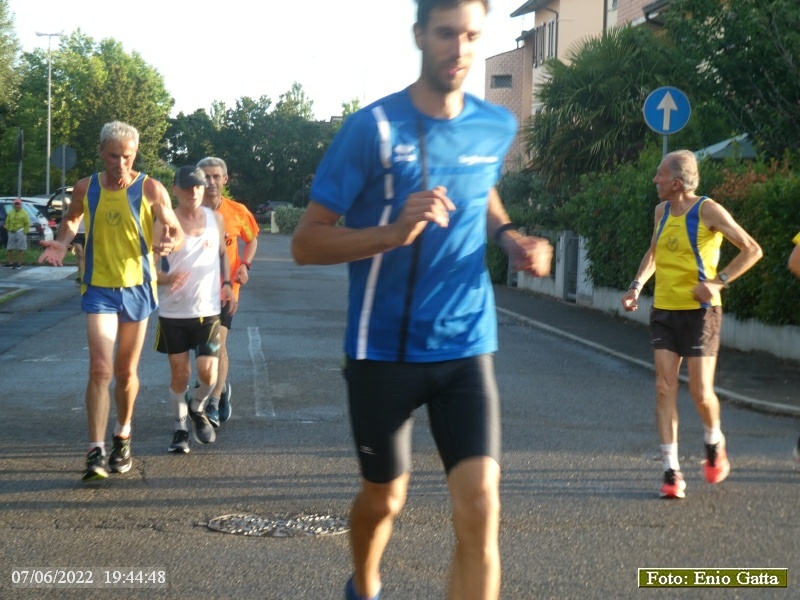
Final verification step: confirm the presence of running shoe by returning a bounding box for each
[168,430,190,454]
[703,439,730,484]
[793,435,800,463]
[205,403,220,428]
[344,576,380,600]
[188,406,216,444]
[660,469,686,499]
[108,436,132,473]
[219,381,233,423]
[81,447,108,483]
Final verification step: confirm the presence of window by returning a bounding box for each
[491,75,513,89]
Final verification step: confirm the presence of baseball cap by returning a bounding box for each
[174,165,208,189]
[13,198,21,205]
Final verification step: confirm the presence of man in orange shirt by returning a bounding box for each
[197,157,259,427]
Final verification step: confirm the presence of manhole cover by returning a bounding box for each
[206,513,349,537]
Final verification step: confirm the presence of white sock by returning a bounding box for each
[114,422,131,438]
[170,387,189,424]
[174,417,189,432]
[661,443,680,471]
[89,442,105,455]
[190,381,214,412]
[704,427,723,446]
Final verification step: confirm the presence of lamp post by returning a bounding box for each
[35,31,62,196]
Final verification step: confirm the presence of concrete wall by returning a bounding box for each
[517,234,800,361]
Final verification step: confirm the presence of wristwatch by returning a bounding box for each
[718,272,730,288]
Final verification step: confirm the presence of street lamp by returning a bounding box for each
[35,31,62,196]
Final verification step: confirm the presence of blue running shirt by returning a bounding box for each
[311,88,517,362]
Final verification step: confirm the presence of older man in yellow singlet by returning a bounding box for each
[621,150,762,499]
[40,121,184,483]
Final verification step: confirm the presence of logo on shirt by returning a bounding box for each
[667,235,679,251]
[393,144,417,163]
[105,211,122,226]
[458,155,499,166]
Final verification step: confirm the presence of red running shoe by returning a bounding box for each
[660,469,686,499]
[703,440,730,484]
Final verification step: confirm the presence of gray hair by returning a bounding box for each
[197,156,228,176]
[663,149,699,193]
[99,121,139,149]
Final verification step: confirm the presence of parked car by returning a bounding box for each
[46,186,74,226]
[255,201,292,215]
[0,199,54,248]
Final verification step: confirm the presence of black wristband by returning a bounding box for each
[242,261,251,270]
[222,280,233,288]
[493,223,517,245]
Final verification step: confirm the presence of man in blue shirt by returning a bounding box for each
[292,2,552,598]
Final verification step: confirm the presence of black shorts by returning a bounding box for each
[650,306,722,357]
[343,354,501,483]
[71,233,85,247]
[154,315,222,356]
[220,301,233,329]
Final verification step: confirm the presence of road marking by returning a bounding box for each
[8,266,77,281]
[248,326,275,418]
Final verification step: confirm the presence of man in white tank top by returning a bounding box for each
[154,166,237,453]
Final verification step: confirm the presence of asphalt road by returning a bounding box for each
[0,235,797,599]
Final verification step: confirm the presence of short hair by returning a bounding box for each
[664,150,700,193]
[416,0,490,28]
[99,121,139,149]
[197,156,228,176]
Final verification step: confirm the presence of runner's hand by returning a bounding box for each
[391,186,455,246]
[38,240,68,266]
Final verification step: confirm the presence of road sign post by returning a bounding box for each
[643,87,692,156]
[51,144,77,201]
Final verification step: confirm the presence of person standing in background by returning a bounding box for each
[4,199,30,269]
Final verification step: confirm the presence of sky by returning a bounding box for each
[8,0,535,121]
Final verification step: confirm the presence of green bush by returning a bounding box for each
[273,206,304,234]
[710,160,800,324]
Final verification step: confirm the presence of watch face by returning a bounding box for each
[719,272,729,283]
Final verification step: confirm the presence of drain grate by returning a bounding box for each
[206,513,349,538]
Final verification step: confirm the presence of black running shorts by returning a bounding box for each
[650,306,722,357]
[154,315,222,357]
[343,354,501,484]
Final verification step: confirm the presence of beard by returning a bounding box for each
[421,57,470,94]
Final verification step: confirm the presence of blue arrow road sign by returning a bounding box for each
[643,87,691,135]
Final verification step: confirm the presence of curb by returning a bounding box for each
[497,307,800,420]
[0,285,29,304]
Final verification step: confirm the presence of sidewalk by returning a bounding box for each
[494,285,800,418]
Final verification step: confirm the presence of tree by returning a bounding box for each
[0,30,172,194]
[274,81,315,121]
[0,0,20,121]
[525,25,731,191]
[162,109,217,167]
[666,0,800,156]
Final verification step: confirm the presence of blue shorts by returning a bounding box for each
[81,283,158,323]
